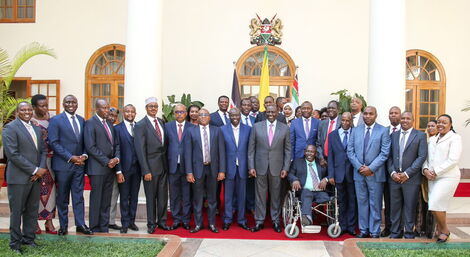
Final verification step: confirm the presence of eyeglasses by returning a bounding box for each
[199,113,210,117]
[147,105,158,109]
[174,111,186,114]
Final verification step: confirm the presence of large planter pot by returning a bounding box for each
[0,163,5,192]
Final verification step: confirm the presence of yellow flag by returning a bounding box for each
[258,46,270,112]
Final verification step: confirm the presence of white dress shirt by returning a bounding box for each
[364,122,376,136]
[303,117,311,135]
[241,114,252,127]
[124,120,135,136]
[232,124,240,165]
[199,125,211,162]
[389,124,401,135]
[266,119,277,135]
[20,119,39,174]
[391,128,413,178]
[65,111,80,134]
[352,112,362,127]
[147,115,165,144]
[176,120,186,163]
[218,110,228,125]
[338,127,351,142]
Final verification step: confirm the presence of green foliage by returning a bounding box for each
[362,248,470,257]
[162,93,204,122]
[462,100,470,127]
[330,89,367,113]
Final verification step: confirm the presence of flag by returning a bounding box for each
[291,70,300,109]
[258,46,270,112]
[230,68,241,109]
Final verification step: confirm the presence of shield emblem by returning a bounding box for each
[261,24,272,41]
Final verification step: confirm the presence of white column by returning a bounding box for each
[125,0,163,119]
[367,0,406,125]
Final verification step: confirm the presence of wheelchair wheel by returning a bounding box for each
[282,191,295,227]
[326,198,336,225]
[327,223,342,238]
[284,224,300,239]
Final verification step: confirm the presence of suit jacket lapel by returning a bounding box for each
[271,122,281,147]
[403,129,416,152]
[261,122,270,147]
[122,123,133,145]
[308,119,316,139]
[228,126,237,149]
[16,119,38,152]
[145,117,160,143]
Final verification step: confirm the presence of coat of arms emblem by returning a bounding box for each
[249,14,283,46]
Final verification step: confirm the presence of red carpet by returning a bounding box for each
[454,183,470,197]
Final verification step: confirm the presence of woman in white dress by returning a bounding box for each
[423,114,462,243]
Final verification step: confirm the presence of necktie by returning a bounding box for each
[251,112,257,118]
[304,118,310,138]
[102,120,113,143]
[342,131,349,150]
[399,130,408,170]
[71,115,80,140]
[363,127,371,162]
[308,162,320,191]
[203,126,210,163]
[245,117,251,127]
[153,119,163,143]
[130,122,134,137]
[268,123,274,146]
[178,123,183,142]
[224,113,229,124]
[25,123,38,149]
[324,119,335,156]
[392,127,397,134]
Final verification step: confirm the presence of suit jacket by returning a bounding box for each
[248,120,292,176]
[209,111,228,127]
[84,115,121,175]
[327,129,354,183]
[165,121,194,174]
[115,122,140,175]
[221,123,251,180]
[316,116,341,158]
[423,131,461,179]
[241,114,256,127]
[3,118,47,184]
[288,158,327,188]
[134,116,167,176]
[290,117,320,159]
[184,125,226,179]
[254,111,287,124]
[48,112,86,172]
[347,123,390,182]
[353,112,365,127]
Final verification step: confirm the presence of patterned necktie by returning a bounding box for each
[363,127,371,162]
[399,130,408,170]
[343,131,349,150]
[268,123,274,146]
[178,123,183,142]
[25,123,38,149]
[153,119,163,143]
[71,115,80,140]
[305,118,310,138]
[324,119,335,156]
[308,162,320,191]
[102,120,113,143]
[203,126,210,163]
[391,126,397,135]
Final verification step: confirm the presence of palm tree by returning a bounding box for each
[462,101,470,127]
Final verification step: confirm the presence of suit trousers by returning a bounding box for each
[143,171,168,228]
[300,189,330,219]
[355,178,384,236]
[55,167,85,229]
[224,168,247,224]
[389,182,420,238]
[254,171,281,224]
[109,177,120,225]
[89,172,114,232]
[383,177,391,230]
[169,164,191,224]
[118,166,141,228]
[8,182,40,249]
[192,165,217,226]
[245,177,255,212]
[336,181,357,232]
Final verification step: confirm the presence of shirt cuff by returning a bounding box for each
[32,167,38,175]
[390,171,397,177]
[82,154,88,159]
[404,172,409,178]
[116,171,122,174]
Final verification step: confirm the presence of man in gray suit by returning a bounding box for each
[3,102,47,254]
[387,112,427,239]
[350,97,364,127]
[317,100,341,159]
[248,105,291,233]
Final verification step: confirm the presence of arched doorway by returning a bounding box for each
[85,44,125,119]
[405,49,446,130]
[236,45,296,100]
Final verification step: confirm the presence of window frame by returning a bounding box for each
[0,0,36,23]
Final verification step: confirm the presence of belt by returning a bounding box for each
[203,162,211,166]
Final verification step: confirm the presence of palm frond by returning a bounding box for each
[0,96,29,121]
[461,101,470,112]
[3,42,56,88]
[0,48,10,78]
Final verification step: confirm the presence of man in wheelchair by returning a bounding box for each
[288,144,330,226]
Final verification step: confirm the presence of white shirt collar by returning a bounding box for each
[176,120,185,126]
[365,122,376,130]
[95,114,106,123]
[267,119,277,126]
[20,119,32,126]
[124,120,134,126]
[65,111,76,119]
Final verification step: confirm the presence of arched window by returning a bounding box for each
[405,49,446,130]
[236,45,296,99]
[85,44,125,119]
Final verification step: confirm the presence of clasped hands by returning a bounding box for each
[30,168,48,182]
[423,168,437,181]
[70,155,88,166]
[359,165,374,176]
[391,172,409,184]
[185,172,226,183]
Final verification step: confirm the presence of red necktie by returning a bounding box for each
[324,120,335,157]
[153,119,163,143]
[178,123,183,142]
[102,120,113,143]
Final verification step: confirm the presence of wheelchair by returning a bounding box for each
[282,186,341,239]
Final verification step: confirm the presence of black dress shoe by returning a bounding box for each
[380,228,391,237]
[348,230,357,236]
[356,233,370,238]
[222,223,230,231]
[170,223,181,230]
[22,241,40,248]
[58,228,68,236]
[251,224,264,232]
[108,224,122,230]
[273,223,281,233]
[183,223,191,230]
[128,224,139,231]
[147,225,156,234]
[371,235,380,238]
[238,223,250,230]
[76,225,93,235]
[209,224,219,233]
[190,225,203,233]
[158,223,171,231]
[120,227,128,233]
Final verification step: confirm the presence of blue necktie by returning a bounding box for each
[71,115,80,140]
[363,127,371,161]
[224,113,229,124]
[342,131,348,150]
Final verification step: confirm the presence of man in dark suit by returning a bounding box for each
[165,104,193,230]
[275,96,287,113]
[134,97,170,233]
[209,95,230,127]
[240,98,256,213]
[107,107,122,231]
[48,95,93,236]
[327,112,357,236]
[317,100,341,159]
[347,106,390,238]
[290,101,320,159]
[240,98,256,128]
[249,96,260,118]
[84,99,121,233]
[114,104,141,233]
[185,108,226,233]
[255,96,287,124]
[350,97,364,127]
[288,145,329,225]
[221,108,251,230]
[3,102,47,253]
[387,112,427,239]
[248,105,291,233]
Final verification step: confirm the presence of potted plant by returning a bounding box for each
[0,42,56,189]
[162,93,204,122]
[330,89,367,113]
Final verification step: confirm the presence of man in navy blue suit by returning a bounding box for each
[240,98,256,213]
[185,108,226,233]
[347,106,390,238]
[327,112,357,236]
[209,95,230,127]
[165,104,194,230]
[48,95,93,235]
[240,98,256,128]
[290,101,320,159]
[317,100,341,159]
[249,96,260,118]
[221,108,251,231]
[114,104,141,233]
